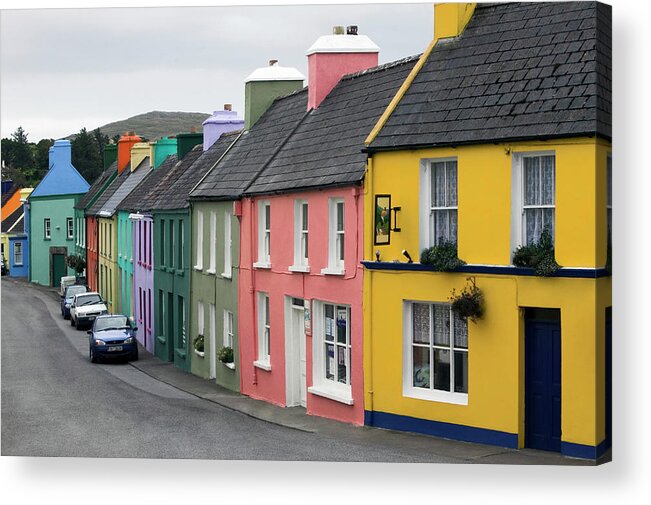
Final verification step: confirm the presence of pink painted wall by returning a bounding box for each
[238,185,365,425]
[307,52,379,110]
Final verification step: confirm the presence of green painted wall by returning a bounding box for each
[153,137,177,168]
[104,145,117,169]
[244,80,304,129]
[29,194,80,286]
[117,210,134,317]
[176,133,203,161]
[153,209,191,372]
[190,201,240,392]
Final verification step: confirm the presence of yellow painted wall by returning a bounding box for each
[98,216,118,312]
[367,138,610,269]
[363,137,612,448]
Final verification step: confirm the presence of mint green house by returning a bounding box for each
[29,140,89,287]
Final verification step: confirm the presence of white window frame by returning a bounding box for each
[290,200,309,272]
[419,157,458,252]
[44,218,51,239]
[197,301,205,337]
[254,292,271,370]
[607,153,612,239]
[321,198,345,275]
[223,211,232,278]
[254,200,271,268]
[66,217,73,240]
[511,151,556,258]
[194,211,203,270]
[14,241,23,266]
[308,300,353,404]
[208,210,217,273]
[223,309,234,348]
[402,301,468,405]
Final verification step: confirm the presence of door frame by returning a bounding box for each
[49,246,68,287]
[285,296,306,407]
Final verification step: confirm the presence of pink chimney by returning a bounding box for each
[306,25,379,110]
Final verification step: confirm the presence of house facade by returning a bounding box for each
[3,188,33,277]
[361,2,611,459]
[28,140,89,287]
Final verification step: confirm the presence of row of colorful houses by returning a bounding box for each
[19,2,612,460]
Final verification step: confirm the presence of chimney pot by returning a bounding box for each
[269,59,278,66]
[333,25,345,35]
[346,25,358,35]
[224,103,232,111]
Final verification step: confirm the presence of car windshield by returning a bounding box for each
[66,286,88,299]
[94,316,129,332]
[76,294,101,306]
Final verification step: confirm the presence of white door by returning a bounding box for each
[286,299,306,407]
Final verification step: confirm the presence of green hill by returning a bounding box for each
[75,110,211,141]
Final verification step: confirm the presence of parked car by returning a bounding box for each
[1,256,7,276]
[61,284,89,319]
[59,275,77,297]
[70,292,108,330]
[88,314,138,363]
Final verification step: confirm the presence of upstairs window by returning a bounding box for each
[160,219,166,266]
[522,154,555,245]
[291,200,309,271]
[322,198,344,275]
[425,159,458,249]
[44,218,51,239]
[178,220,184,270]
[607,154,612,239]
[255,201,271,267]
[209,211,217,273]
[67,217,73,240]
[195,211,203,270]
[223,211,232,278]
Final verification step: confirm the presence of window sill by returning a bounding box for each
[206,268,217,275]
[403,387,468,406]
[253,262,271,270]
[289,264,310,273]
[175,269,184,276]
[175,348,187,359]
[308,385,354,405]
[223,362,236,370]
[193,265,203,272]
[221,272,232,280]
[194,349,205,358]
[156,335,166,344]
[253,359,272,371]
[320,267,345,276]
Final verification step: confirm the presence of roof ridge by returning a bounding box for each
[341,54,422,81]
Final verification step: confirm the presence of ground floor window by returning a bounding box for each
[309,301,353,404]
[223,309,234,348]
[403,301,468,405]
[13,242,23,265]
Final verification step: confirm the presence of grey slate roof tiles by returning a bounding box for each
[97,157,153,217]
[1,206,24,234]
[368,1,611,150]
[88,161,130,216]
[74,162,117,210]
[245,55,418,195]
[190,89,309,201]
[146,145,205,211]
[117,154,177,213]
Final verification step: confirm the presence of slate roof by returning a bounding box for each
[245,55,418,195]
[88,162,131,216]
[74,162,117,211]
[146,145,205,211]
[190,88,309,201]
[97,157,152,217]
[1,206,24,234]
[118,154,177,213]
[368,1,611,151]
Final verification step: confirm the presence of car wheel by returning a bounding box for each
[90,346,98,363]
[71,316,75,327]
[130,349,139,362]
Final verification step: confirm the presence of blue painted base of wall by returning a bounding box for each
[365,410,518,449]
[365,410,606,460]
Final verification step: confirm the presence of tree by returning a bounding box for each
[1,126,38,185]
[34,138,54,181]
[71,127,102,184]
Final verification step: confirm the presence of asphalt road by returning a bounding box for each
[1,278,468,462]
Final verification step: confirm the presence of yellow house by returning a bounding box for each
[362,2,611,460]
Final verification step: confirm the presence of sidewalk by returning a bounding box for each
[7,276,608,465]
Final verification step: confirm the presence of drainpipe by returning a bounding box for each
[250,197,258,386]
[366,155,375,418]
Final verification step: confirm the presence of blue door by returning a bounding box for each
[525,308,561,452]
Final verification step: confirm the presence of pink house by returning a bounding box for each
[236,26,417,425]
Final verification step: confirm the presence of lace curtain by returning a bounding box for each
[524,155,555,244]
[430,160,458,245]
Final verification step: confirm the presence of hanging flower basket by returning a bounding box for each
[449,277,484,323]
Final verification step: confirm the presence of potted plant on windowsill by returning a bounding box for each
[193,334,205,357]
[65,254,87,282]
[449,277,484,323]
[512,228,560,277]
[420,241,465,271]
[217,346,235,369]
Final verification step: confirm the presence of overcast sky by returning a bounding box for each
[0,1,433,141]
